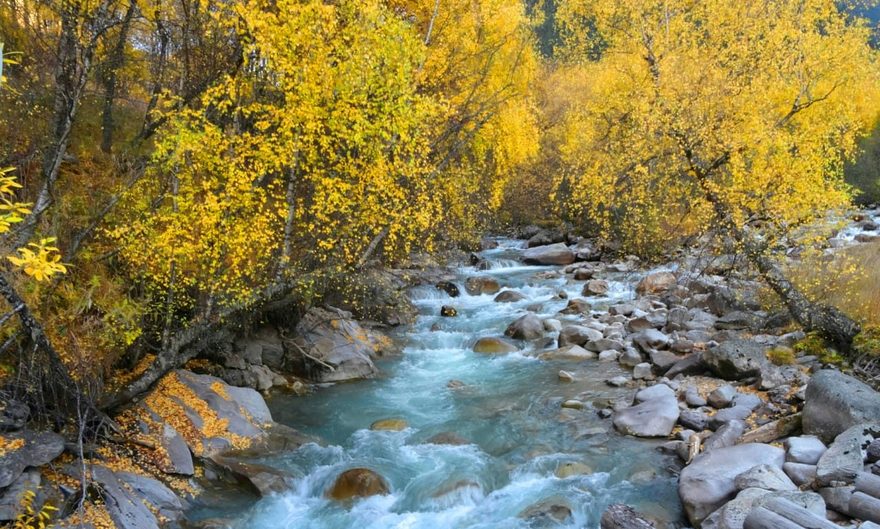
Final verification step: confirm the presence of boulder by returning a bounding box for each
[435,281,460,297]
[370,418,408,431]
[783,463,817,486]
[559,298,591,315]
[559,325,603,347]
[293,307,392,382]
[583,280,610,296]
[538,345,596,361]
[426,432,469,446]
[327,468,390,500]
[526,229,566,248]
[636,271,676,296]
[633,363,653,380]
[0,430,64,488]
[473,337,518,354]
[785,436,826,465]
[522,243,575,265]
[613,394,679,438]
[0,470,40,522]
[115,470,186,520]
[816,423,880,486]
[803,370,880,443]
[734,464,797,492]
[519,497,573,526]
[666,354,707,379]
[494,290,526,303]
[708,386,737,409]
[701,488,824,529]
[632,329,671,352]
[703,420,745,452]
[505,314,545,340]
[678,443,785,526]
[160,424,194,475]
[440,305,457,317]
[702,340,766,380]
[555,462,593,478]
[464,276,501,295]
[715,311,759,330]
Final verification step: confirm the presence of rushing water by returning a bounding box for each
[195,239,685,529]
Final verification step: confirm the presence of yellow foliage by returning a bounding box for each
[552,0,880,256]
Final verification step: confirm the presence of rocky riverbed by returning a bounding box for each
[2,213,880,529]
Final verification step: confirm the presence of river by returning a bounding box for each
[200,239,685,528]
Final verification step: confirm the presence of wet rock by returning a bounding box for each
[0,430,65,488]
[559,325,603,347]
[817,423,879,486]
[494,290,526,303]
[519,497,573,526]
[573,268,595,280]
[464,276,501,296]
[292,307,391,382]
[613,393,679,438]
[561,400,585,410]
[708,385,737,409]
[586,338,625,353]
[606,376,629,388]
[783,462,817,486]
[558,370,575,382]
[583,280,609,296]
[702,340,766,380]
[505,314,545,340]
[735,464,796,492]
[159,424,194,475]
[473,337,519,354]
[539,345,596,361]
[543,318,563,332]
[436,281,460,297]
[441,305,458,317]
[426,432,469,445]
[370,418,408,431]
[678,443,785,526]
[803,370,880,443]
[785,436,827,465]
[636,272,676,296]
[328,468,390,500]
[522,243,575,265]
[819,486,853,515]
[600,503,656,529]
[559,298,591,315]
[555,462,592,478]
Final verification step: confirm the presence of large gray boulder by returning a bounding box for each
[613,393,679,438]
[702,340,766,380]
[559,325,603,347]
[522,243,575,265]
[803,370,880,443]
[632,329,670,352]
[636,271,676,296]
[816,423,880,486]
[0,430,64,489]
[293,307,393,382]
[678,443,785,526]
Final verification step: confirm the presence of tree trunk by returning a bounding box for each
[100,0,137,154]
[600,504,656,529]
[100,280,301,412]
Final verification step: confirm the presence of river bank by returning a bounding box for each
[2,210,880,529]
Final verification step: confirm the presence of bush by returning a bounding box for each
[767,347,796,366]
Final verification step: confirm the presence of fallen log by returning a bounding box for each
[850,491,880,524]
[743,506,803,529]
[764,497,838,529]
[738,413,802,444]
[856,472,880,499]
[600,504,655,529]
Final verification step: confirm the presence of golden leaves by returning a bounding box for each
[7,238,67,282]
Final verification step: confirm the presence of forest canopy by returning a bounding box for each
[0,0,878,421]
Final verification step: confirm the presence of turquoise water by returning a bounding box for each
[199,240,685,528]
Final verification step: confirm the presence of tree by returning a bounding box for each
[553,0,880,348]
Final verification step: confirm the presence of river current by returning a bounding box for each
[203,239,685,528]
